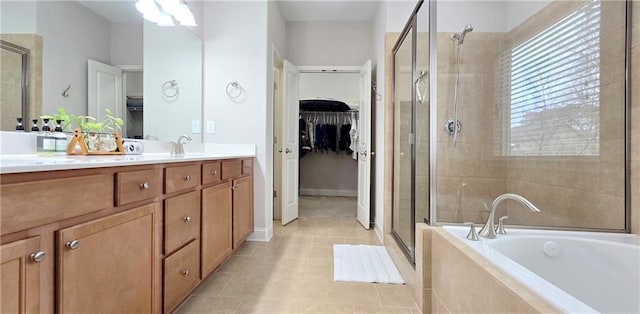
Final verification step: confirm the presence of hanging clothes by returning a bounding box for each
[300,118,311,158]
[299,111,359,158]
[339,124,352,153]
[349,117,358,160]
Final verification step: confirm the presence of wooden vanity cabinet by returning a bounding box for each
[56,203,161,314]
[1,157,253,314]
[0,236,43,314]
[201,182,233,278]
[232,175,254,249]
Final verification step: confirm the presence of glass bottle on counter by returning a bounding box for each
[15,118,24,131]
[31,119,39,132]
[54,120,68,154]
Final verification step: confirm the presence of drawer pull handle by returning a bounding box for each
[211,170,217,176]
[66,240,80,250]
[184,216,192,223]
[30,251,46,263]
[140,182,149,190]
[184,175,191,181]
[182,269,190,276]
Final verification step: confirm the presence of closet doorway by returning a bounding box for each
[273,60,372,229]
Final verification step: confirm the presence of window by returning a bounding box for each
[496,0,601,156]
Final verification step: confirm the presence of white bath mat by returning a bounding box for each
[333,244,405,284]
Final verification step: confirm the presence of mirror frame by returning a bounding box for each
[1,39,29,124]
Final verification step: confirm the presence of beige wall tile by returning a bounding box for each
[600,81,626,141]
[431,232,492,313]
[632,161,640,233]
[490,281,538,314]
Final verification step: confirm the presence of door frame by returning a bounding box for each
[272,62,374,228]
[272,50,284,221]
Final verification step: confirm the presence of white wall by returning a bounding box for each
[203,1,271,241]
[505,0,552,31]
[386,1,417,32]
[37,1,111,116]
[144,21,202,143]
[111,23,143,66]
[0,1,37,33]
[372,1,389,240]
[299,73,360,105]
[437,1,506,32]
[285,21,372,66]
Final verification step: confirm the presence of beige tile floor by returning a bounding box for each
[176,196,419,314]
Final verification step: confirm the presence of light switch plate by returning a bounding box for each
[206,121,215,134]
[192,120,201,133]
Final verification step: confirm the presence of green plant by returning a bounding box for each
[69,109,123,134]
[41,108,73,131]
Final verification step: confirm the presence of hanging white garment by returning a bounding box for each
[349,117,358,160]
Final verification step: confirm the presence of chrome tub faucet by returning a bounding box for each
[478,193,541,239]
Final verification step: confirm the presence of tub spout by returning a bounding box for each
[478,194,541,239]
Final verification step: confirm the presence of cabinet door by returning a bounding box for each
[57,203,161,313]
[201,182,232,278]
[0,236,42,314]
[233,176,253,249]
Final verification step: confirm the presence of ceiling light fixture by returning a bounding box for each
[135,0,196,27]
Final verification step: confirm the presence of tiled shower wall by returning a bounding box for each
[435,0,632,231]
[502,1,628,230]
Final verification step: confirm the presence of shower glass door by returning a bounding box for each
[392,22,415,259]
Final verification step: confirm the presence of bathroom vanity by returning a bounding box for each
[0,152,255,313]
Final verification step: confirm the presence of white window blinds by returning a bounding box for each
[496,0,601,156]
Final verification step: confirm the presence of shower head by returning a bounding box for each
[450,24,474,45]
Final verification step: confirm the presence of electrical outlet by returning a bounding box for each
[192,120,201,133]
[206,121,215,134]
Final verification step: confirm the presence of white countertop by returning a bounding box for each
[0,152,255,174]
[0,131,256,174]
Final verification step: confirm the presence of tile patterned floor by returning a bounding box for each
[176,196,419,314]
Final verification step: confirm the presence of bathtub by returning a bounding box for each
[443,225,640,313]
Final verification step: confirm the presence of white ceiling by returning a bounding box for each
[277,1,380,22]
[77,0,143,24]
[77,1,380,24]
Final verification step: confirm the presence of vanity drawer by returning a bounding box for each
[1,174,113,235]
[202,162,221,185]
[242,159,252,176]
[116,169,163,206]
[221,160,242,180]
[165,164,200,194]
[164,191,200,254]
[164,239,200,312]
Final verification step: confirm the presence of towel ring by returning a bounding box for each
[162,80,179,98]
[226,81,244,99]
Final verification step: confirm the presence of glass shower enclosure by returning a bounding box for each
[391,1,430,262]
[391,0,631,263]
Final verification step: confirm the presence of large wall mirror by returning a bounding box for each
[0,0,202,143]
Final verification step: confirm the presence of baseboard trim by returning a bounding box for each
[247,227,271,242]
[299,188,357,197]
[375,223,384,244]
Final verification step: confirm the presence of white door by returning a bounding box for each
[281,60,300,225]
[357,60,372,229]
[88,60,122,125]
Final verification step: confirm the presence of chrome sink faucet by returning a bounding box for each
[170,135,192,156]
[478,193,541,239]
